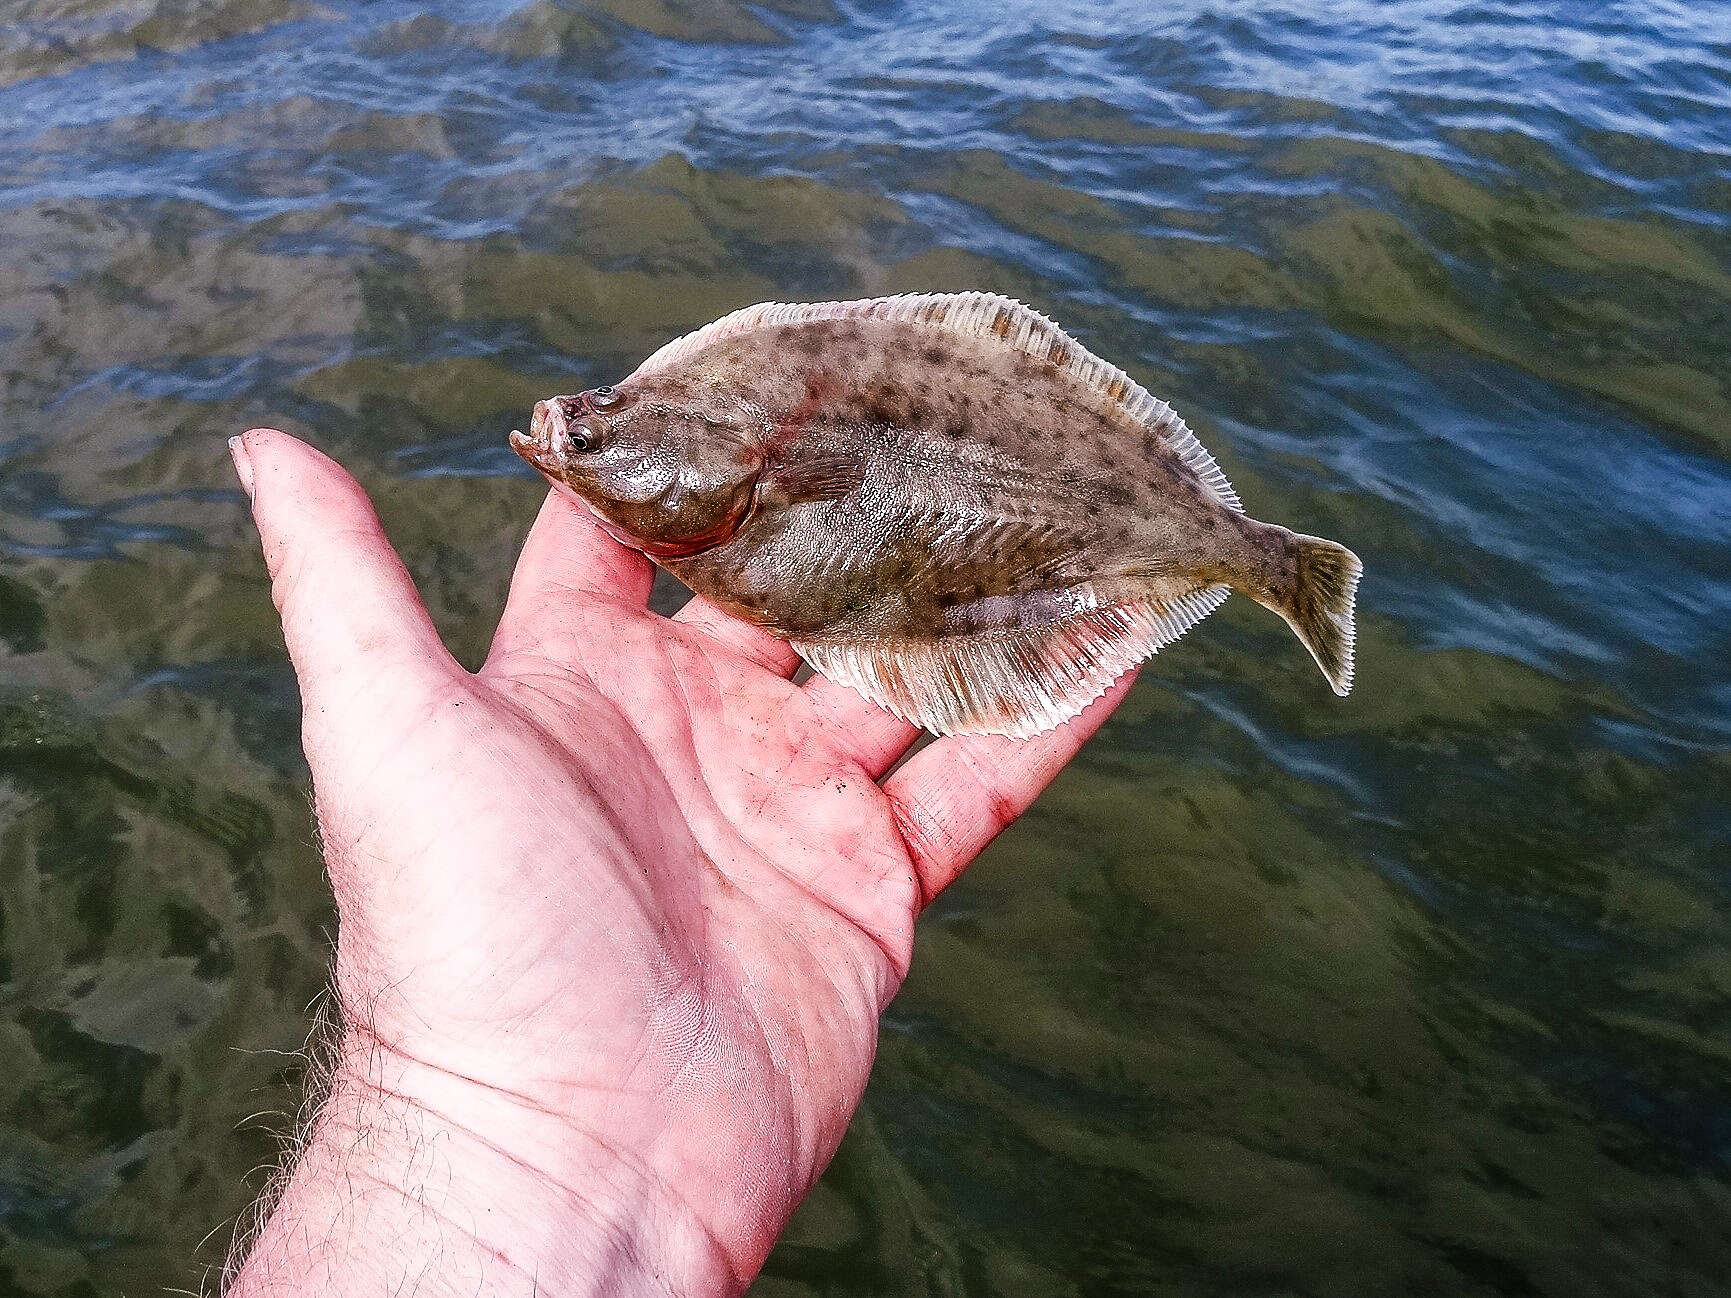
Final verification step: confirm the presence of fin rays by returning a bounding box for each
[793,585,1229,738]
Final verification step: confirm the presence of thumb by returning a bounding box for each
[233,428,460,717]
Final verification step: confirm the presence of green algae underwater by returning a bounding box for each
[2,1,1730,1294]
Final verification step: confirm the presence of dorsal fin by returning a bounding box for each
[791,584,1230,738]
[634,293,1243,514]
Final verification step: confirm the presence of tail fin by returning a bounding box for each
[1272,534,1362,696]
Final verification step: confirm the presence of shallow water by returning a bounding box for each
[1,1,1729,1293]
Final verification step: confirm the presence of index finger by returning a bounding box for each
[881,672,1136,906]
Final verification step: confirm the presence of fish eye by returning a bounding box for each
[588,385,621,410]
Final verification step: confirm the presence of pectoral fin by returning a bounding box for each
[793,585,1229,738]
[764,450,866,503]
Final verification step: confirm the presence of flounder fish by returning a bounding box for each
[511,292,1361,737]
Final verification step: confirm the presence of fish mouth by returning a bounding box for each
[511,398,578,475]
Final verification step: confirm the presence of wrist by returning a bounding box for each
[228,1032,743,1298]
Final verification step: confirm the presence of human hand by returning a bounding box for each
[224,428,1134,1297]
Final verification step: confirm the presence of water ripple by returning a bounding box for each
[1,1,1728,1294]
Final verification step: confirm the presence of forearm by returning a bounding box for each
[227,1040,742,1298]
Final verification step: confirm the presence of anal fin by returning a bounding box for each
[792,585,1229,738]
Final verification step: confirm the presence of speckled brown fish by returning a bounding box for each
[510,293,1361,737]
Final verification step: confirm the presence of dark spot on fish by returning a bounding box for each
[1048,340,1070,367]
[1106,377,1129,402]
[863,385,905,427]
[991,307,1013,338]
[923,345,948,365]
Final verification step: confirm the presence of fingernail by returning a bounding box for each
[228,435,255,500]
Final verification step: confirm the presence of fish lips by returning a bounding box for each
[511,398,602,476]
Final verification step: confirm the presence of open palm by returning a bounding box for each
[230,427,1132,1295]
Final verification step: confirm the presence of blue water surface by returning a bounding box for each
[0,2,1728,1294]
